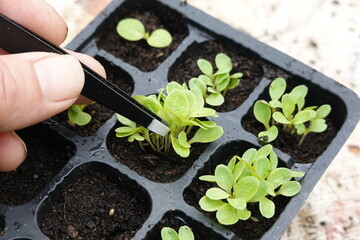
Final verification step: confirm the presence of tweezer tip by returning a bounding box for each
[147,119,170,136]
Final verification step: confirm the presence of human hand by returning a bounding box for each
[0,0,106,171]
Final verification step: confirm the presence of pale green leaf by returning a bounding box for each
[227,156,237,171]
[179,226,194,240]
[216,77,230,92]
[276,181,301,197]
[253,156,270,179]
[166,82,184,93]
[242,148,257,164]
[216,203,239,225]
[206,93,224,106]
[282,94,295,118]
[230,72,243,79]
[68,105,91,126]
[254,100,271,129]
[236,209,251,220]
[199,196,225,212]
[147,29,172,48]
[198,74,213,85]
[215,164,234,193]
[178,131,190,148]
[308,119,327,133]
[170,135,190,158]
[234,176,259,201]
[199,175,216,182]
[273,112,291,124]
[267,168,293,189]
[259,197,275,218]
[189,108,217,118]
[269,150,278,170]
[268,100,282,109]
[215,53,232,72]
[189,125,223,144]
[292,110,316,124]
[295,123,306,135]
[164,89,189,117]
[232,161,245,183]
[142,96,162,114]
[116,18,145,41]
[116,114,135,127]
[161,227,179,240]
[189,77,206,96]
[258,126,278,143]
[248,180,268,202]
[206,187,230,200]
[197,59,213,76]
[315,104,331,119]
[269,78,286,101]
[227,78,240,90]
[256,144,273,159]
[228,198,246,210]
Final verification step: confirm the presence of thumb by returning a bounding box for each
[0,52,84,131]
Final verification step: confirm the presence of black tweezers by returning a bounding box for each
[0,13,169,136]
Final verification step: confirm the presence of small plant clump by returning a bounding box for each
[253,77,331,145]
[161,226,194,240]
[116,18,172,48]
[115,82,223,158]
[67,104,92,126]
[189,53,243,106]
[199,144,304,225]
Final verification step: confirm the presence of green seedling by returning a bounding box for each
[199,144,304,225]
[115,82,223,158]
[116,18,172,48]
[67,104,92,126]
[189,53,243,106]
[253,77,331,145]
[161,226,194,240]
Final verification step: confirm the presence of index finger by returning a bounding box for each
[0,0,67,46]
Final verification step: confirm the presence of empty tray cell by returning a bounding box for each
[38,162,151,239]
[106,120,208,183]
[242,76,345,163]
[96,0,188,72]
[184,140,294,240]
[51,56,134,137]
[168,40,264,112]
[145,210,228,240]
[0,124,75,206]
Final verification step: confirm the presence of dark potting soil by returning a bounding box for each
[168,41,264,112]
[184,171,290,240]
[242,113,337,163]
[0,124,75,205]
[40,169,149,240]
[96,5,188,72]
[106,127,208,183]
[52,57,134,137]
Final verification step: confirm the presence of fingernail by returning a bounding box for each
[12,131,27,162]
[35,55,84,102]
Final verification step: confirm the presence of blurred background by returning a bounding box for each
[45,0,360,239]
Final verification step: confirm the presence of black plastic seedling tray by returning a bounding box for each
[1,0,359,239]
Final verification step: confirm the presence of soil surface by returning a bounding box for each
[52,57,134,137]
[168,40,264,112]
[40,169,149,239]
[184,156,290,240]
[0,124,74,206]
[96,4,188,72]
[107,125,208,183]
[242,108,337,163]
